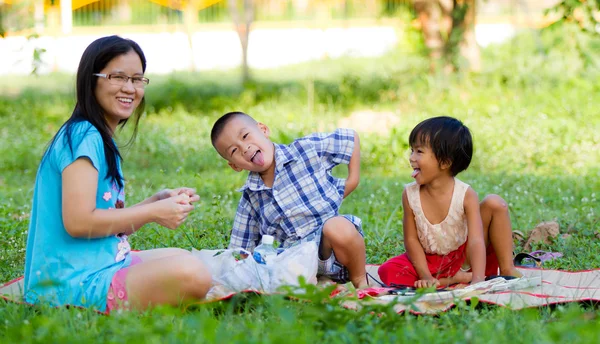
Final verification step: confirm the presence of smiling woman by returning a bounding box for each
[92,51,146,131]
[23,35,212,314]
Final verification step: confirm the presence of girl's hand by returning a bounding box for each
[415,278,440,289]
[152,194,195,230]
[155,187,200,204]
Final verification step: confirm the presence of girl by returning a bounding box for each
[24,36,211,313]
[378,116,521,288]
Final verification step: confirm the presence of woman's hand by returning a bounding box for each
[154,187,200,204]
[152,193,196,230]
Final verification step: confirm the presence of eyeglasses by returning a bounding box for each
[93,73,150,88]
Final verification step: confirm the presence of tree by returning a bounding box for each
[413,0,479,73]
[547,0,600,34]
[228,0,255,84]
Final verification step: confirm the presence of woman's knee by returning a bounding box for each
[174,255,212,299]
[134,247,191,262]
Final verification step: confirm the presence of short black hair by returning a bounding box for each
[409,116,473,176]
[210,111,256,146]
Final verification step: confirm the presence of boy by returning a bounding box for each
[210,111,368,288]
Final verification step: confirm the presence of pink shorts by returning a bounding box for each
[106,255,142,313]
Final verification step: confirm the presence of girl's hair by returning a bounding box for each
[409,116,473,176]
[45,35,147,189]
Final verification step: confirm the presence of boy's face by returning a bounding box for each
[214,117,275,173]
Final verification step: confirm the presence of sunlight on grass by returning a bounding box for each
[1,26,599,342]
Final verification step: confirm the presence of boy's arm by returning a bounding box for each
[402,189,435,283]
[464,187,486,284]
[344,130,360,198]
[307,128,359,197]
[228,192,260,252]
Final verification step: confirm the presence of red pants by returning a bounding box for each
[378,242,499,286]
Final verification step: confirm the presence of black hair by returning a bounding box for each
[409,116,473,176]
[44,35,146,189]
[210,111,256,147]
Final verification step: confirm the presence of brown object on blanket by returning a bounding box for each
[524,221,560,251]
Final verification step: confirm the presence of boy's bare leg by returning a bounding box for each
[321,216,368,288]
[480,195,522,278]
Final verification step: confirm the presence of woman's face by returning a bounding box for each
[94,50,145,132]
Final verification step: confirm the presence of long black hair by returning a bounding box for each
[45,35,146,189]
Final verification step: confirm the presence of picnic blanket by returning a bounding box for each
[3,266,600,315]
[338,265,600,314]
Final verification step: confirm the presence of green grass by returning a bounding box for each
[1,26,600,342]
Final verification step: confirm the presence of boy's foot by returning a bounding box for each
[317,275,336,287]
[351,275,369,289]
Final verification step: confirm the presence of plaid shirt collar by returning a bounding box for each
[237,143,298,192]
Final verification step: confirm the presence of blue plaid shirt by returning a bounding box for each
[228,128,362,251]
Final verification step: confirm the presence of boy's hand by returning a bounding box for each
[344,131,360,198]
[343,176,359,198]
[415,278,440,289]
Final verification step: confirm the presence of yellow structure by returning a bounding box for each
[1,0,223,10]
[148,0,223,11]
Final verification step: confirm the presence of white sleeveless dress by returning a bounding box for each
[405,178,470,255]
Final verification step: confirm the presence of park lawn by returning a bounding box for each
[1,27,599,342]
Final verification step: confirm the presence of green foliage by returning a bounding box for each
[1,27,600,342]
[547,0,600,35]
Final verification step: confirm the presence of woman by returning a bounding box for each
[24,35,211,313]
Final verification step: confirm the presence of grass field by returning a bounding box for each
[1,26,599,342]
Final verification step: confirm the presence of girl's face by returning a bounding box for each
[94,50,145,132]
[409,141,451,185]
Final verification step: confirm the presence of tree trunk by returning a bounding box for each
[414,0,444,72]
[457,0,480,71]
[228,0,255,84]
[413,0,480,73]
[446,0,480,71]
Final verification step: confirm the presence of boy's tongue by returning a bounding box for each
[411,169,419,178]
[252,151,265,166]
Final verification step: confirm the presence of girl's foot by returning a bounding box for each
[450,270,472,284]
[500,267,523,278]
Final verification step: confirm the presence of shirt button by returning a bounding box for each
[285,210,292,216]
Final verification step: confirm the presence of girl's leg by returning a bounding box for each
[438,270,471,286]
[480,195,522,277]
[124,251,212,310]
[378,253,420,287]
